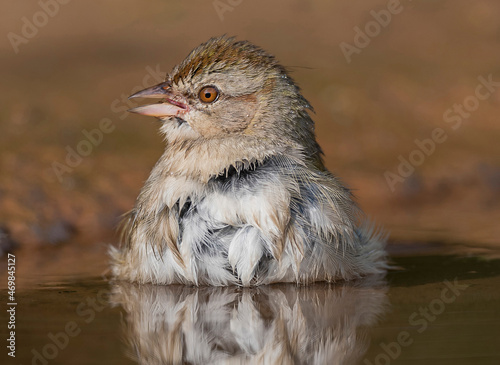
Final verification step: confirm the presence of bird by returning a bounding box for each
[110,36,387,286]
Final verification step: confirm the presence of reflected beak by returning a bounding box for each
[128,82,188,117]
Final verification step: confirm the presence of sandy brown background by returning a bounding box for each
[1,0,499,258]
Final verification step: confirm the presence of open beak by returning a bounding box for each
[128,82,188,117]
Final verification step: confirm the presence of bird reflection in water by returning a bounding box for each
[110,277,388,365]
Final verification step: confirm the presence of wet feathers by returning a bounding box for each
[111,36,386,286]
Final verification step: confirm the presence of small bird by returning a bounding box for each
[110,36,386,286]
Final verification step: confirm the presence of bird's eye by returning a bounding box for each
[198,86,219,103]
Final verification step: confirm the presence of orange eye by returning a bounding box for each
[199,86,219,103]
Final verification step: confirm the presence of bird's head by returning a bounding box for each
[129,36,322,177]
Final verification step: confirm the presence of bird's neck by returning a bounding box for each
[158,135,305,184]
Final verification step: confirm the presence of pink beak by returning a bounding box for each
[128,82,188,117]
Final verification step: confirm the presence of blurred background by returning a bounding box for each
[1,0,499,274]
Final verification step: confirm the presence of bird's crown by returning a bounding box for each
[171,36,282,85]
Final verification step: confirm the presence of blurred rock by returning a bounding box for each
[0,226,17,256]
[32,219,76,245]
[477,163,500,194]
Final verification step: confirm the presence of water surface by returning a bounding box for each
[2,245,500,364]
